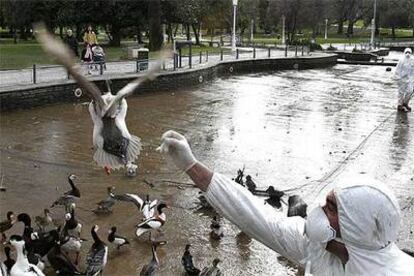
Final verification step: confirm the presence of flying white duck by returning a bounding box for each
[35,23,167,172]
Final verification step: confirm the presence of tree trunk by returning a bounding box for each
[75,24,82,41]
[186,24,191,41]
[19,27,27,40]
[173,24,179,37]
[347,20,354,36]
[375,13,380,36]
[148,0,162,51]
[337,19,344,34]
[167,23,172,43]
[109,25,121,47]
[136,26,143,44]
[391,26,395,40]
[191,24,200,45]
[13,28,17,44]
[59,26,64,39]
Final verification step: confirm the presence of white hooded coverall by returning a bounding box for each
[395,49,414,105]
[204,173,414,275]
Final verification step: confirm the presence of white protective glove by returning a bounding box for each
[157,130,198,171]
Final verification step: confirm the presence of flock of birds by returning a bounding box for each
[0,25,313,276]
[0,174,223,276]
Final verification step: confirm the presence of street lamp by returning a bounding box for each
[281,15,286,45]
[231,0,238,52]
[370,0,377,49]
[324,19,328,40]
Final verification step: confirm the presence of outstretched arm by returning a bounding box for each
[158,131,308,264]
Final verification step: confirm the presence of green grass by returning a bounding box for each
[0,39,231,69]
[0,42,55,69]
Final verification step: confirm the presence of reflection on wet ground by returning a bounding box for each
[1,63,413,275]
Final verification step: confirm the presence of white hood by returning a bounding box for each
[334,178,400,250]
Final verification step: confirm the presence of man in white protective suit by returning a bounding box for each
[158,130,414,275]
[395,48,414,112]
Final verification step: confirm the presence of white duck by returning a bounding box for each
[35,24,167,172]
[136,203,169,237]
[117,193,158,220]
[8,235,45,276]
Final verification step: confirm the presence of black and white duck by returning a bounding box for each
[47,237,81,276]
[139,242,159,276]
[245,175,257,194]
[35,27,171,172]
[85,225,108,276]
[197,192,212,209]
[17,213,57,270]
[287,195,307,218]
[233,167,245,186]
[34,209,56,233]
[60,223,85,266]
[135,203,169,237]
[117,193,158,221]
[107,226,129,250]
[264,186,285,209]
[181,244,200,276]
[200,258,222,276]
[210,216,224,239]
[8,235,45,276]
[0,212,16,244]
[51,174,80,211]
[2,246,15,275]
[63,203,82,238]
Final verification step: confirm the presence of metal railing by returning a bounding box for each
[0,47,312,88]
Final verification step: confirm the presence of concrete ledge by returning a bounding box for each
[1,54,337,112]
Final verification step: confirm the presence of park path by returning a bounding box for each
[0,48,304,89]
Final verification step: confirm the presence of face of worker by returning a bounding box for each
[322,190,341,237]
[67,30,73,36]
[87,26,92,32]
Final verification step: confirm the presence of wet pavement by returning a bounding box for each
[1,62,413,275]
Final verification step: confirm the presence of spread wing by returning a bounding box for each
[115,193,144,211]
[34,23,105,109]
[101,49,171,115]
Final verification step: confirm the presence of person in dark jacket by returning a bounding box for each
[64,29,79,57]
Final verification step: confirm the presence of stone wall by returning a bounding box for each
[1,54,337,112]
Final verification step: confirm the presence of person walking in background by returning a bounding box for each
[395,48,414,112]
[63,29,78,57]
[82,25,98,63]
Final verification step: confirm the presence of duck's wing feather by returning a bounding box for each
[101,49,171,115]
[116,193,144,211]
[34,23,105,109]
[86,245,107,276]
[137,218,162,229]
